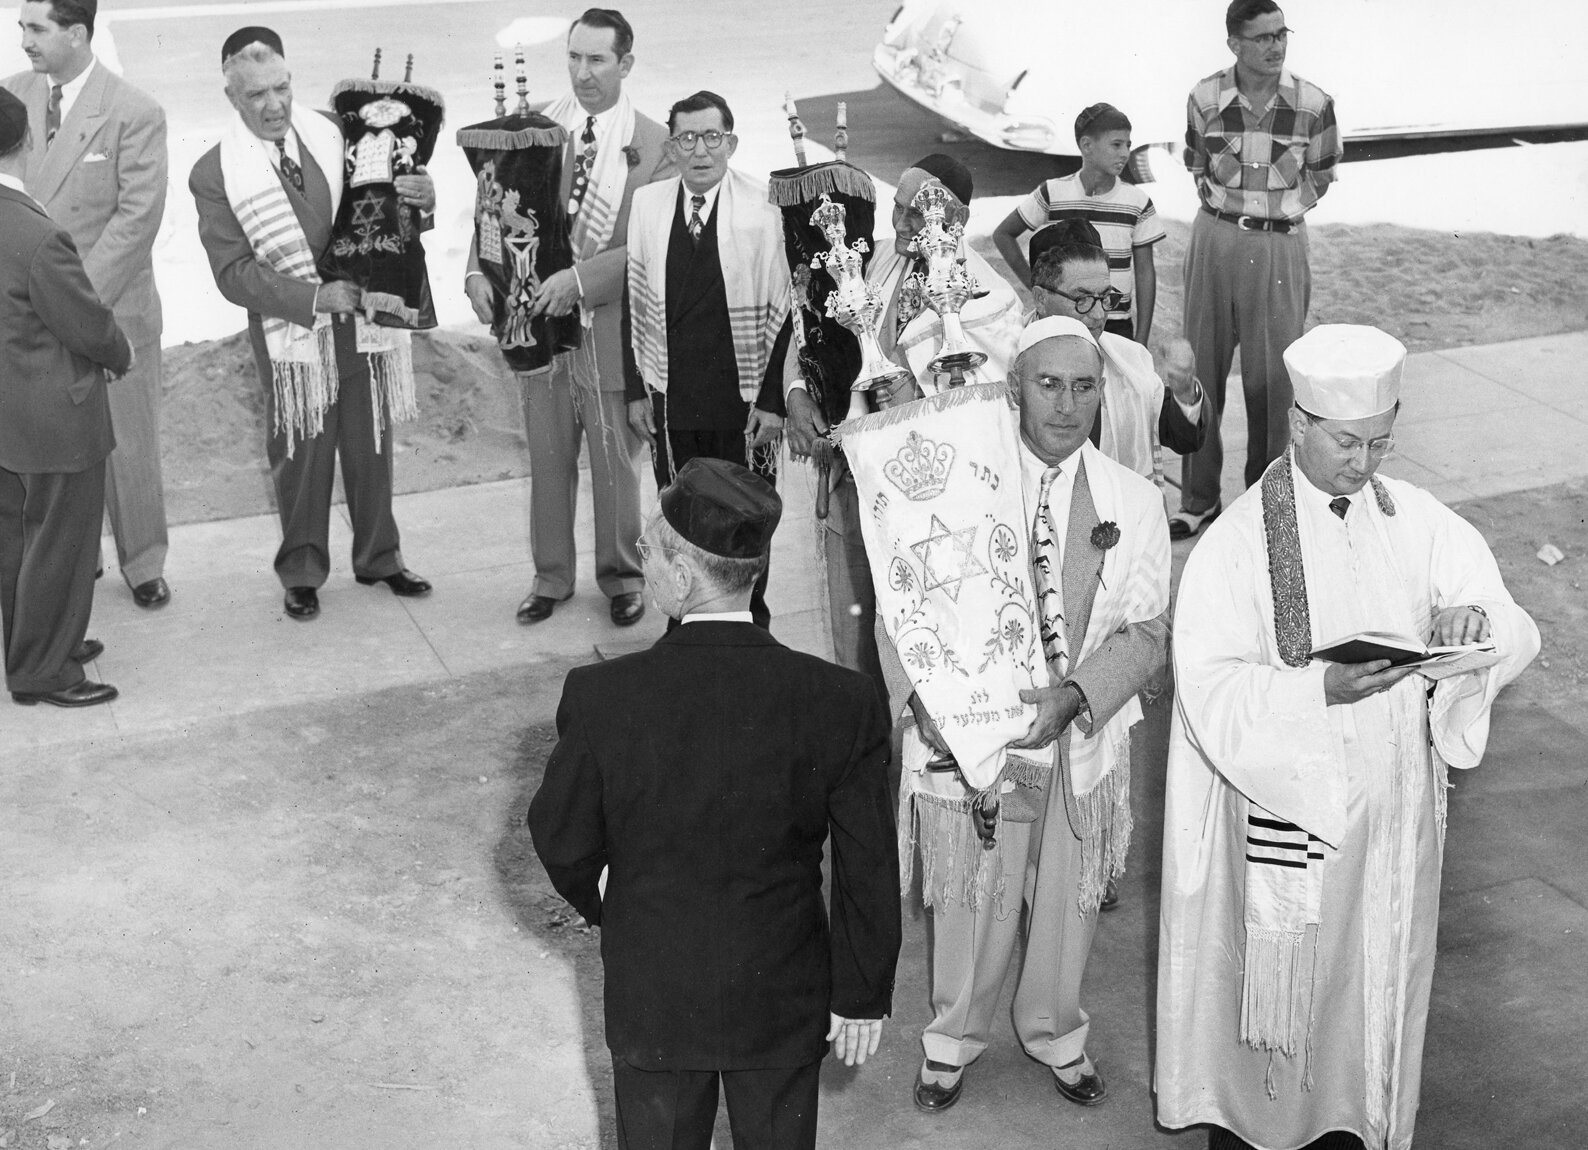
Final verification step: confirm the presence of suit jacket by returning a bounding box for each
[1157,389,1209,457]
[880,450,1169,763]
[0,183,132,473]
[4,64,166,348]
[529,622,901,1071]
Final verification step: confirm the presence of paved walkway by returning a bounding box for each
[6,329,1585,754]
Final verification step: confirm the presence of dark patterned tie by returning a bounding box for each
[568,115,597,217]
[688,194,705,244]
[276,139,304,193]
[1330,496,1350,520]
[45,83,61,145]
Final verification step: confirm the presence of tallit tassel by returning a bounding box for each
[910,790,1006,915]
[1072,732,1133,915]
[1240,925,1306,1064]
[366,341,418,455]
[269,324,340,459]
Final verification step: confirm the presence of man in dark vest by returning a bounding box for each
[529,458,900,1150]
[624,90,791,629]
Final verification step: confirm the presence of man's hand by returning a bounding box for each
[746,406,784,449]
[315,280,362,316]
[827,1014,884,1067]
[1009,684,1083,749]
[785,387,828,461]
[907,691,950,757]
[393,171,436,213]
[529,267,581,317]
[106,344,136,382]
[970,792,998,848]
[1161,338,1199,406]
[1430,606,1492,647]
[464,274,496,325]
[1323,659,1418,706]
[626,398,656,452]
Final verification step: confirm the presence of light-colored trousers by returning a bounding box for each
[519,371,644,601]
[1179,210,1311,514]
[922,763,1098,1070]
[103,339,169,588]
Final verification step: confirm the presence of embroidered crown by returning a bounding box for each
[884,430,955,502]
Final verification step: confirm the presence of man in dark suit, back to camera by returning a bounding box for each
[529,457,901,1150]
[0,86,132,707]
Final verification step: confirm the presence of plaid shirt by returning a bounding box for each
[1184,67,1342,223]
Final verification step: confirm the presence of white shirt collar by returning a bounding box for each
[575,102,621,146]
[680,180,722,222]
[51,57,96,123]
[0,172,27,194]
[1291,450,1360,521]
[680,610,754,625]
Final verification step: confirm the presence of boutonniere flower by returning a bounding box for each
[1091,521,1121,552]
[621,144,641,169]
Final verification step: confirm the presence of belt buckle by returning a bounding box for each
[1236,214,1260,232]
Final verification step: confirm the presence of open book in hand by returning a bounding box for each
[1311,631,1504,681]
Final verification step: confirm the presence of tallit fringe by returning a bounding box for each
[367,341,417,455]
[834,380,1012,438]
[1240,925,1307,1081]
[902,789,1007,917]
[270,323,340,459]
[766,162,876,207]
[1073,738,1133,916]
[455,124,567,150]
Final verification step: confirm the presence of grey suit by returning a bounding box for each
[882,451,1170,1070]
[4,62,169,590]
[498,107,674,601]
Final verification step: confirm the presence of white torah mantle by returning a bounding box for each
[837,383,1041,790]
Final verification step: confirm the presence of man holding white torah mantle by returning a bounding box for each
[1156,324,1539,1150]
[845,316,1170,1112]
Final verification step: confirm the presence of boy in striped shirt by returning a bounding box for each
[994,103,1165,343]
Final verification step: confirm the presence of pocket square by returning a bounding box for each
[82,151,110,163]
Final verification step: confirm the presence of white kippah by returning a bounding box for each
[1015,315,1099,357]
[1284,324,1406,420]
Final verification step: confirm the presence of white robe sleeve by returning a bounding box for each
[1172,514,1347,847]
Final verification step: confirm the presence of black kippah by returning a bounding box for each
[221,26,283,65]
[910,153,974,206]
[0,88,27,154]
[660,458,782,560]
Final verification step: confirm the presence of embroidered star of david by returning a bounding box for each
[909,515,986,602]
[351,195,386,227]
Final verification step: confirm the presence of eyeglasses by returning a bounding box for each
[1018,374,1100,400]
[1304,413,1395,459]
[1038,284,1124,316]
[669,130,729,151]
[636,537,675,562]
[1236,27,1292,48]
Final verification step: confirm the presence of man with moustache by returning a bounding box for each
[6,0,171,609]
[190,27,434,621]
[1173,0,1342,541]
[0,87,132,707]
[625,90,791,630]
[467,7,673,629]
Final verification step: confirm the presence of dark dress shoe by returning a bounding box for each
[609,592,645,626]
[132,577,170,608]
[71,639,105,663]
[355,569,432,597]
[284,586,320,619]
[1053,1056,1107,1106]
[13,680,119,707]
[913,1065,964,1113]
[517,594,557,624]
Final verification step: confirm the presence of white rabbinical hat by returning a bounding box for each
[1016,314,1100,356]
[1284,324,1406,420]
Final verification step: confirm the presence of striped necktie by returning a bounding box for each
[45,83,62,145]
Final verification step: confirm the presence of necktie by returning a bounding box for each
[1330,496,1350,520]
[276,139,304,193]
[45,83,61,145]
[1033,465,1070,678]
[569,115,597,217]
[688,194,705,244]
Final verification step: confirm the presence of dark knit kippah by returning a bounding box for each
[221,26,283,65]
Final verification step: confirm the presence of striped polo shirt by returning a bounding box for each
[1014,173,1166,324]
[1184,66,1342,223]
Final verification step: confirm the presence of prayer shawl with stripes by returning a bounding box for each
[626,170,790,399]
[218,106,415,455]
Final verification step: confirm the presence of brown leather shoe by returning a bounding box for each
[609,592,645,626]
[13,680,119,707]
[132,577,170,608]
[71,639,104,663]
[1053,1055,1107,1106]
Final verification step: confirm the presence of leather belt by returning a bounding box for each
[1202,205,1294,234]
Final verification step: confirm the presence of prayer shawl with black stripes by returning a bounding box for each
[626,170,790,401]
